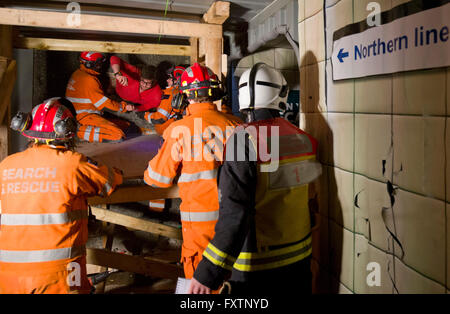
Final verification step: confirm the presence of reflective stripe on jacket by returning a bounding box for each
[65,65,124,120]
[144,102,242,265]
[0,145,122,275]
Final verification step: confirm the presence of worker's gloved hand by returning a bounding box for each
[120,101,135,112]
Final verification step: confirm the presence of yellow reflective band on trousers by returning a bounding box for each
[233,235,312,272]
[202,243,236,271]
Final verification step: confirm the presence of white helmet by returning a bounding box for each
[238,63,289,111]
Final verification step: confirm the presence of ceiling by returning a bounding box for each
[1,0,275,23]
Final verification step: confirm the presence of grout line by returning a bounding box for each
[444,67,448,291]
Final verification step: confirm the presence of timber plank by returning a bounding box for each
[88,185,179,205]
[14,37,191,56]
[0,8,222,39]
[0,60,17,124]
[90,206,182,240]
[86,248,184,280]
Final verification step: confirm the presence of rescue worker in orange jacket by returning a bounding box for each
[65,51,135,143]
[143,65,186,136]
[189,63,322,294]
[0,98,123,294]
[144,63,242,279]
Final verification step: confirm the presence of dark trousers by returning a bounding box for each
[225,257,312,295]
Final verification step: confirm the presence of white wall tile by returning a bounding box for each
[354,175,391,252]
[394,257,446,294]
[329,167,354,231]
[355,114,392,182]
[300,113,329,165]
[304,11,325,65]
[326,61,354,113]
[305,0,323,19]
[253,49,275,67]
[393,116,446,200]
[393,190,446,285]
[325,0,353,59]
[448,202,450,290]
[355,75,392,114]
[329,221,354,291]
[354,0,392,23]
[298,0,305,22]
[447,118,450,202]
[354,238,394,294]
[275,48,298,70]
[304,61,326,112]
[393,69,446,116]
[327,113,354,172]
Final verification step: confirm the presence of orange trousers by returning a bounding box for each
[76,113,125,143]
[0,258,91,294]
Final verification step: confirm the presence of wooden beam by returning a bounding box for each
[202,1,230,25]
[0,8,222,39]
[86,248,184,280]
[0,26,13,58]
[0,60,17,125]
[88,185,179,205]
[91,206,182,240]
[14,37,191,56]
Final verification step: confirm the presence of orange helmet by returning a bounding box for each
[180,63,222,101]
[80,51,106,72]
[11,98,77,142]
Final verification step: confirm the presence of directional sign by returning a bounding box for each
[332,2,450,80]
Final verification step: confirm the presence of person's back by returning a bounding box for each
[0,98,122,294]
[66,52,134,143]
[144,63,242,280]
[189,63,322,294]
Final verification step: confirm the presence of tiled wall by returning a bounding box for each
[235,48,300,91]
[299,0,449,293]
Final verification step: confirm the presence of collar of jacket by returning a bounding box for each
[185,102,217,116]
[251,108,281,121]
[80,64,100,76]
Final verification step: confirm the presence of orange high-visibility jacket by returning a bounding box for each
[66,65,125,119]
[144,102,242,269]
[146,86,181,136]
[0,145,123,294]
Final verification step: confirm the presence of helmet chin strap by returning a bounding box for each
[245,110,257,123]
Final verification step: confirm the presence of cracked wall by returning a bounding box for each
[299,0,449,294]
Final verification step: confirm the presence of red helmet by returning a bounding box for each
[180,63,222,100]
[173,66,185,82]
[17,98,77,141]
[80,51,106,71]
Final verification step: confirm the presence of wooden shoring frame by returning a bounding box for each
[1,2,230,283]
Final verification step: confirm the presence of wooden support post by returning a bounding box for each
[86,248,184,280]
[189,37,199,64]
[0,60,17,124]
[205,38,222,78]
[0,25,13,161]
